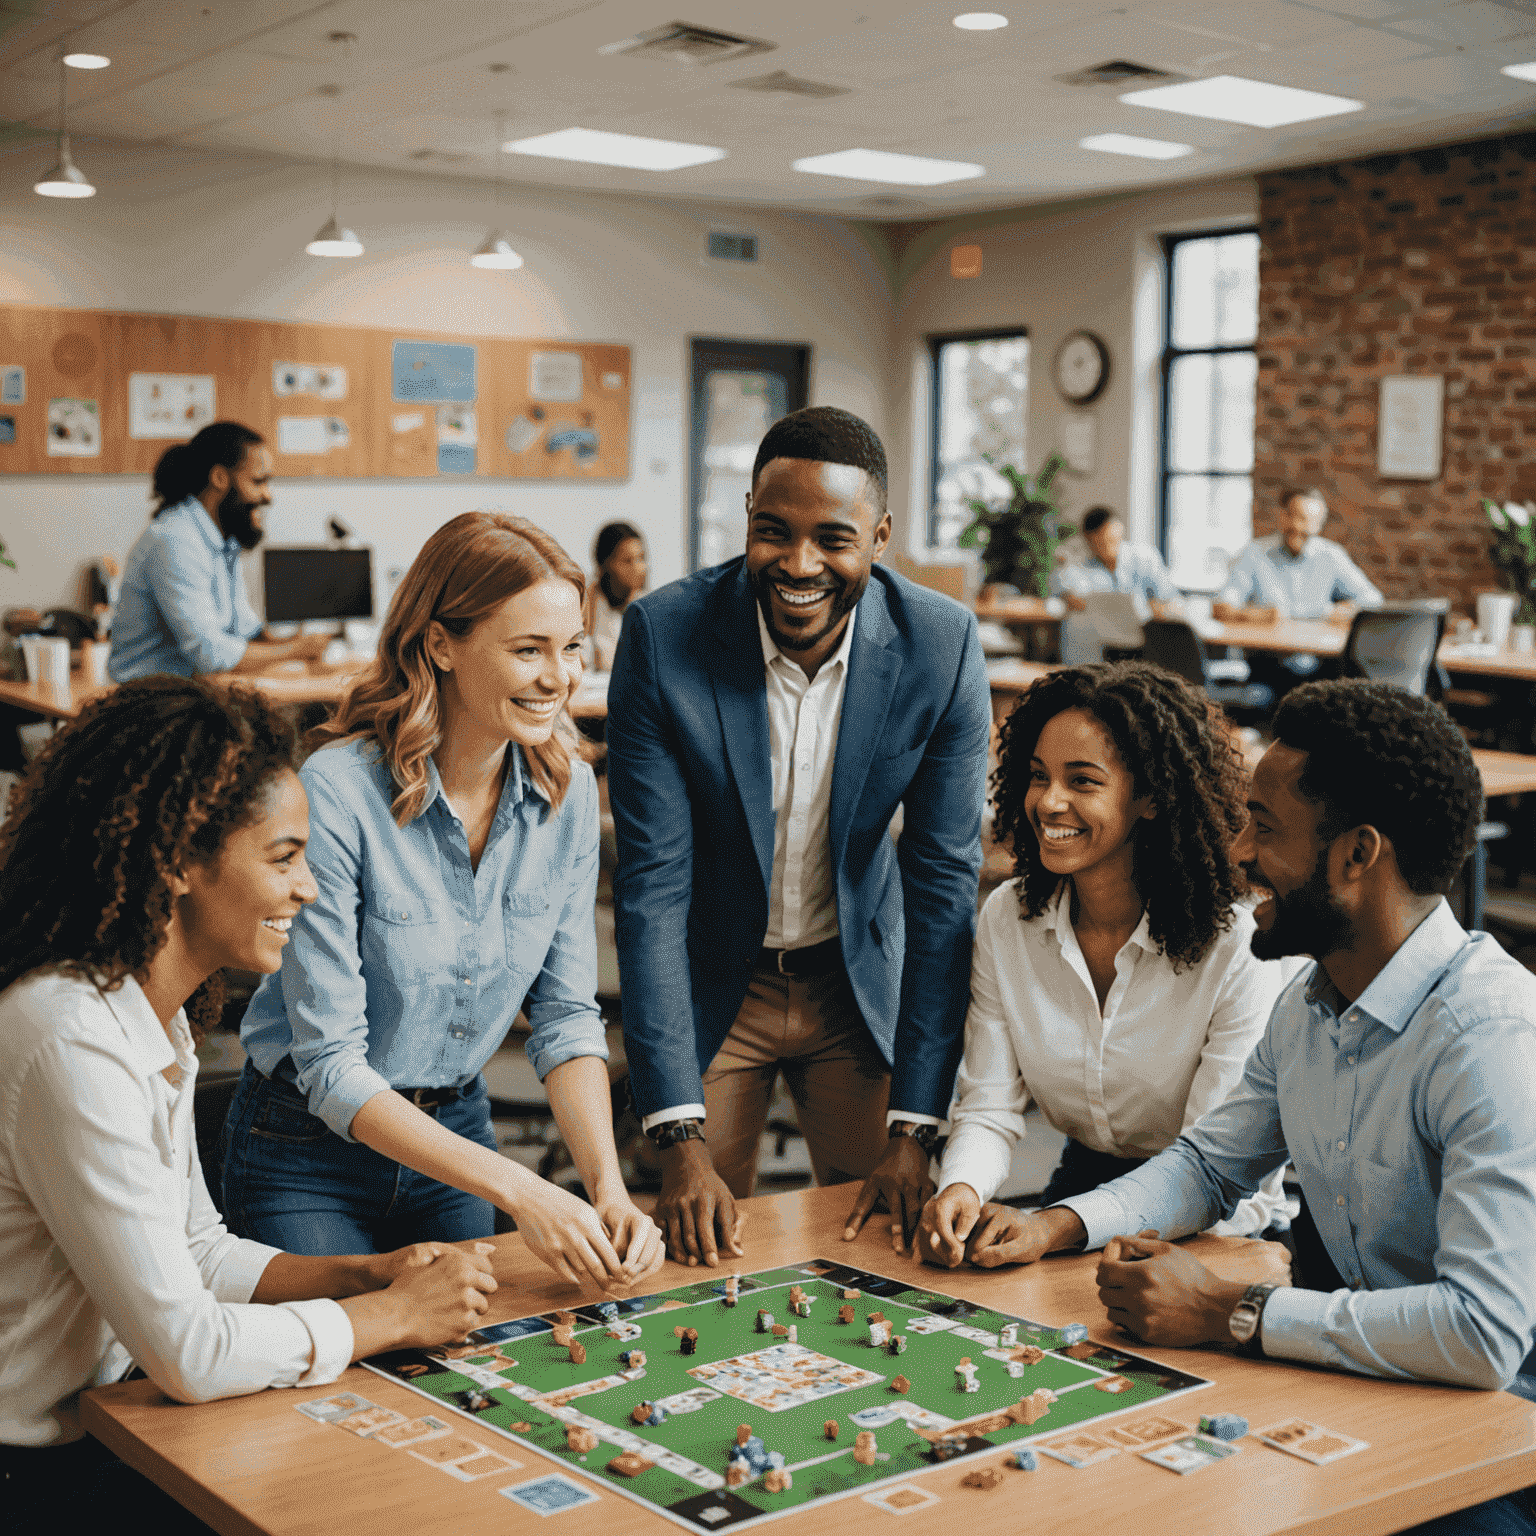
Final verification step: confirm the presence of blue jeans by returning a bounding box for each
[218,1060,500,1254]
[1398,1492,1536,1536]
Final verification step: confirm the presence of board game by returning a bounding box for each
[361,1258,1212,1530]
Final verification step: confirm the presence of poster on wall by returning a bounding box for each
[273,362,348,399]
[436,406,477,473]
[529,350,583,402]
[47,397,100,456]
[128,373,217,440]
[277,416,349,454]
[1,365,24,404]
[391,340,476,402]
[1378,375,1443,479]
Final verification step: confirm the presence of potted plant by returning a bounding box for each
[0,537,13,571]
[1482,499,1536,647]
[957,451,1074,601]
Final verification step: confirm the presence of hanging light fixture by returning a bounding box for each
[470,111,523,270]
[35,56,95,198]
[306,36,363,257]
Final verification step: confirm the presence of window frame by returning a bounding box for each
[927,325,1030,552]
[1157,226,1260,585]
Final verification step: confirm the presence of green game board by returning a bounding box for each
[362,1257,1210,1530]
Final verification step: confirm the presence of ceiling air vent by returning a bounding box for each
[1055,60,1185,87]
[706,231,758,262]
[598,21,775,66]
[730,69,849,99]
[407,148,470,164]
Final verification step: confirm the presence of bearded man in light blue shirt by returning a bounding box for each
[921,680,1536,1536]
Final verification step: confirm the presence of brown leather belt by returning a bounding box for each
[758,935,843,977]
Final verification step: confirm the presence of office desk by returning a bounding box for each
[1194,623,1536,684]
[82,1185,1535,1536]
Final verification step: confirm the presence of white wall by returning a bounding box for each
[0,137,893,613]
[887,177,1258,560]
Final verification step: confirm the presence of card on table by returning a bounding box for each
[861,1483,941,1515]
[1255,1419,1369,1466]
[294,1392,376,1424]
[371,1415,452,1448]
[439,1450,521,1482]
[1103,1416,1188,1450]
[1141,1433,1241,1475]
[499,1473,602,1515]
[408,1434,489,1466]
[335,1406,407,1437]
[1038,1430,1121,1469]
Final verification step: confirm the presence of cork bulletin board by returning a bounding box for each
[0,305,631,481]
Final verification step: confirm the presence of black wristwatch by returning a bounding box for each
[646,1118,705,1150]
[1229,1281,1282,1357]
[888,1120,942,1156]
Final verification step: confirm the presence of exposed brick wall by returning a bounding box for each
[1256,133,1536,605]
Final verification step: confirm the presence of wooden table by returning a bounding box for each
[81,1186,1535,1536]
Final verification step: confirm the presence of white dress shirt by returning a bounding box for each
[0,971,353,1447]
[938,883,1294,1236]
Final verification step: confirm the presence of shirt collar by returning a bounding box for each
[756,599,858,679]
[1272,535,1320,563]
[98,974,187,1080]
[1043,883,1157,954]
[422,743,550,822]
[173,496,243,563]
[1305,898,1465,1034]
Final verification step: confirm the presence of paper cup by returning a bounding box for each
[1514,626,1536,655]
[83,639,112,684]
[1477,592,1518,651]
[39,637,71,689]
[17,634,42,683]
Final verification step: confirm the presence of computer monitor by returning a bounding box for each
[263,547,374,623]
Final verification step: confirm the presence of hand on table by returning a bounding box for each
[1063,592,1088,613]
[383,1242,497,1348]
[593,1192,666,1287]
[1095,1233,1255,1347]
[1326,601,1358,629]
[505,1180,631,1292]
[842,1135,936,1253]
[654,1140,745,1268]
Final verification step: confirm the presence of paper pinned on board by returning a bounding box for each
[277,416,350,455]
[47,397,100,456]
[273,362,348,400]
[1,365,24,404]
[128,373,217,440]
[530,351,582,402]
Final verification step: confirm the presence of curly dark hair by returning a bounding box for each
[0,677,298,1042]
[1271,679,1482,896]
[751,405,888,513]
[992,661,1249,968]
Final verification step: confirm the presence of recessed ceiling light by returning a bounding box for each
[505,128,725,171]
[63,52,110,69]
[1080,132,1193,160]
[1120,74,1363,128]
[1502,62,1536,82]
[953,12,1008,29]
[792,148,984,185]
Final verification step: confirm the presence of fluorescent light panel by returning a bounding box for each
[63,52,110,68]
[1502,62,1536,82]
[953,12,1008,29]
[1120,74,1363,128]
[505,128,725,171]
[1080,132,1192,159]
[792,148,984,185]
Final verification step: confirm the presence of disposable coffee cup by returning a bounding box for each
[83,639,112,684]
[39,637,71,689]
[1477,592,1518,651]
[17,634,42,683]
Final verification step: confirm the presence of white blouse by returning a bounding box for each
[0,971,352,1447]
[939,882,1295,1236]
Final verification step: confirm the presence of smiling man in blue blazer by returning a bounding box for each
[607,406,990,1266]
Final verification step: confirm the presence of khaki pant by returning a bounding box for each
[703,961,891,1199]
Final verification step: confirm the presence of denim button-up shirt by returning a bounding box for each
[109,498,263,680]
[1053,543,1177,604]
[241,737,606,1140]
[1217,534,1382,618]
[1064,901,1536,1389]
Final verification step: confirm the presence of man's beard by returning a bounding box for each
[1249,849,1355,961]
[752,567,864,656]
[218,486,264,551]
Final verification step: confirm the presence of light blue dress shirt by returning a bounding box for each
[1062,901,1536,1389]
[109,498,264,681]
[240,738,607,1141]
[1054,543,1177,603]
[1217,534,1382,619]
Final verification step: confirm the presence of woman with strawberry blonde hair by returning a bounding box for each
[220,512,661,1293]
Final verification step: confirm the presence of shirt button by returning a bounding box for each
[452,1029,466,1039]
[1337,1140,1346,1151]
[1346,1055,1356,1065]
[461,977,472,985]
[1336,1195,1345,1207]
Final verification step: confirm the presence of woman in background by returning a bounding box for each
[222,513,661,1293]
[0,679,494,1532]
[584,521,647,671]
[919,662,1293,1266]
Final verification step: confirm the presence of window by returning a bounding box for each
[1160,229,1259,591]
[928,329,1029,551]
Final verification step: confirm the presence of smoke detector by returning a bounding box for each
[599,21,774,66]
[1056,60,1185,87]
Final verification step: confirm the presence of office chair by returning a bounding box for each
[1340,600,1450,698]
[1141,619,1274,720]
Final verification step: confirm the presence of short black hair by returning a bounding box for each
[1081,507,1120,536]
[750,406,888,515]
[1271,679,1483,896]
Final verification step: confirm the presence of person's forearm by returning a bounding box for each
[545,1054,627,1202]
[1035,1205,1089,1253]
[228,636,310,674]
[250,1251,381,1304]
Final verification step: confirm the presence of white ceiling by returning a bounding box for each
[3,0,1536,219]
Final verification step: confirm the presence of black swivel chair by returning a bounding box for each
[1339,599,1450,698]
[1141,619,1274,721]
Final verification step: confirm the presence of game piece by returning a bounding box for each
[737,1424,753,1447]
[842,1288,860,1300]
[789,1285,805,1304]
[771,1323,790,1338]
[566,1425,598,1453]
[763,1467,793,1493]
[618,1348,645,1370]
[608,1451,654,1477]
[511,1422,532,1433]
[868,1310,886,1323]
[1093,1374,1130,1393]
[597,1301,618,1320]
[787,1324,798,1343]
[631,1401,666,1426]
[961,1467,1004,1491]
[998,1323,1018,1348]
[1009,1448,1038,1472]
[1058,1323,1089,1345]
[568,1341,587,1365]
[724,1274,740,1308]
[726,1464,749,1488]
[1063,1341,1097,1360]
[1010,1344,1045,1366]
[551,1324,574,1347]
[674,1325,699,1355]
[1012,1387,1056,1425]
[868,1318,891,1348]
[837,1304,856,1324]
[890,1374,911,1393]
[792,1299,812,1317]
[553,1309,576,1326]
[1255,1419,1369,1465]
[1198,1413,1248,1442]
[854,1430,878,1466]
[756,1309,774,1333]
[930,1434,969,1461]
[886,1334,906,1355]
[955,1357,979,1393]
[824,1419,839,1440]
[1141,1433,1240,1475]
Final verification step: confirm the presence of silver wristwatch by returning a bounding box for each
[1229,1281,1281,1357]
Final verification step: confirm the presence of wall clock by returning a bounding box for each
[1052,330,1110,405]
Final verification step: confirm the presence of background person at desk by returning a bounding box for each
[0,681,495,1534]
[109,422,331,683]
[584,520,647,672]
[1054,508,1179,664]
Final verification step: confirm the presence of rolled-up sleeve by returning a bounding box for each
[141,537,248,675]
[14,1039,352,1405]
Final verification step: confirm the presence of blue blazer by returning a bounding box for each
[607,559,991,1122]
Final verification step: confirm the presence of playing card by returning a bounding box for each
[861,1483,941,1515]
[438,1450,521,1481]
[1103,1416,1188,1449]
[335,1405,406,1436]
[500,1473,602,1515]
[295,1392,376,1423]
[1038,1430,1120,1468]
[1141,1433,1241,1474]
[1255,1419,1369,1466]
[408,1434,489,1466]
[371,1415,452,1448]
